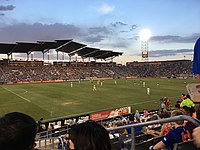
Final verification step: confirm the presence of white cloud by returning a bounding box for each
[96,3,115,14]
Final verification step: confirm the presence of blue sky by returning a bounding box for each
[0,0,200,63]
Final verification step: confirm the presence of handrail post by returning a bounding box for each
[44,139,47,148]
[38,140,41,148]
[52,138,55,148]
[131,127,136,150]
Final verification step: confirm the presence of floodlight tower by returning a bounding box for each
[139,29,151,61]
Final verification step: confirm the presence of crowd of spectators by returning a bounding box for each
[0,60,193,83]
[126,60,192,78]
[33,92,200,150]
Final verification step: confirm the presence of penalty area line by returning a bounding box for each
[1,86,31,102]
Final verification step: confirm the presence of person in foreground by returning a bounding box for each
[0,112,37,150]
[67,120,111,150]
[149,110,188,150]
[193,127,200,148]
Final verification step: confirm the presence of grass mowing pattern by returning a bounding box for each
[0,78,197,120]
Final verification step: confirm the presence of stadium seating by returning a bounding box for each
[0,60,193,83]
[173,140,199,150]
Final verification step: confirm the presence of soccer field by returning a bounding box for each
[0,78,197,121]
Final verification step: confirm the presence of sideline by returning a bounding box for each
[1,86,31,102]
[43,96,179,122]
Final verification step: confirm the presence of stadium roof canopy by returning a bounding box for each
[83,50,110,58]
[0,39,123,60]
[57,41,86,53]
[69,47,100,57]
[92,50,123,60]
[0,43,16,54]
[94,51,123,60]
[13,42,39,54]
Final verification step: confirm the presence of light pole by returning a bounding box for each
[139,29,151,61]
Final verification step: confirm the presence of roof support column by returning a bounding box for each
[42,52,44,60]
[47,50,50,61]
[69,55,71,62]
[57,51,58,60]
[27,54,29,61]
[31,52,34,61]
[62,52,64,60]
[69,55,71,66]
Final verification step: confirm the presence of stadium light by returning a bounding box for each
[139,29,151,60]
[139,29,151,42]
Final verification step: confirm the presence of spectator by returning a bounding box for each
[180,94,195,108]
[181,93,186,101]
[195,103,200,120]
[37,117,44,132]
[163,97,171,110]
[193,127,200,148]
[134,110,140,119]
[182,106,197,138]
[0,112,37,150]
[175,100,181,110]
[57,137,63,149]
[149,110,188,150]
[67,120,111,150]
[147,111,171,137]
[161,101,166,113]
[143,109,149,116]
[127,114,143,135]
[159,111,171,136]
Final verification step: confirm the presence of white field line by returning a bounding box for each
[66,96,179,116]
[48,99,161,120]
[129,99,158,106]
[1,86,31,102]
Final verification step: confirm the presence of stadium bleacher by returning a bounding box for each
[0,59,193,83]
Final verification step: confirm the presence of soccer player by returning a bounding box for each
[147,87,150,95]
[93,85,96,91]
[143,81,146,87]
[114,80,117,85]
[70,82,73,88]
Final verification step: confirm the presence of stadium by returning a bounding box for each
[1,1,200,150]
[0,38,200,150]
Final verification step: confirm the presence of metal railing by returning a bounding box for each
[107,115,200,150]
[36,115,200,150]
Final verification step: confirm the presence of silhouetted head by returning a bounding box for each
[0,112,37,150]
[69,120,111,150]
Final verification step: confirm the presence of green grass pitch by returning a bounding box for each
[0,78,197,121]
